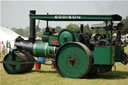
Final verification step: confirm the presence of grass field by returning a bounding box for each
[124,45,128,55]
[0,46,128,85]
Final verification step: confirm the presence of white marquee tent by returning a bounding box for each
[0,27,19,48]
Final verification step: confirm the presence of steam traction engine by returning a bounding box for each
[1,10,128,78]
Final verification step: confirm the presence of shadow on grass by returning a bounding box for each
[87,71,128,79]
[29,70,128,80]
[5,70,128,80]
[28,70,57,74]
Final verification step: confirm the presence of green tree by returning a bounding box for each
[23,26,29,37]
[55,26,62,32]
[11,27,17,32]
[11,28,24,36]
[91,28,106,34]
[121,16,128,34]
[66,23,80,32]
[49,26,62,32]
[83,24,91,33]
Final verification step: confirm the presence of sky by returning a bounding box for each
[1,0,128,29]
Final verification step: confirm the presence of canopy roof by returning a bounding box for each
[30,14,122,21]
[91,23,118,29]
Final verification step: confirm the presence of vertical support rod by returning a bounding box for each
[110,20,113,45]
[80,24,84,33]
[46,13,49,32]
[105,21,108,46]
[29,10,36,43]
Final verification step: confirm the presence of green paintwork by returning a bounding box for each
[105,29,108,46]
[74,32,79,42]
[48,35,60,46]
[3,48,34,74]
[30,15,121,21]
[115,46,123,62]
[56,43,90,78]
[42,32,51,42]
[59,30,73,45]
[33,42,56,57]
[3,53,22,74]
[94,47,115,65]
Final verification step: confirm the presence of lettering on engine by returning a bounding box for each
[55,15,81,19]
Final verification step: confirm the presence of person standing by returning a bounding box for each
[6,41,9,53]
[6,41,8,48]
[8,42,11,51]
[1,41,5,57]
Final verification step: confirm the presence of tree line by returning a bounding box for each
[11,24,91,38]
[11,16,128,37]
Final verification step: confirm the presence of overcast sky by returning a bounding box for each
[1,0,128,28]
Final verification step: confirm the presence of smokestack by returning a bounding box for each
[80,24,84,33]
[29,10,36,43]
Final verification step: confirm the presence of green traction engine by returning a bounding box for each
[1,10,128,78]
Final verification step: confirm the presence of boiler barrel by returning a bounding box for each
[15,41,56,57]
[32,42,56,57]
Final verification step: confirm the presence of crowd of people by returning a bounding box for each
[0,41,11,57]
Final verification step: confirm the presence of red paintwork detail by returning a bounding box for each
[51,41,58,44]
[68,56,76,66]
[51,64,55,69]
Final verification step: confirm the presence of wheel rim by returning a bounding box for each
[56,42,92,78]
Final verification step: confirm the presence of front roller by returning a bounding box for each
[3,53,25,74]
[3,51,35,74]
[55,42,92,78]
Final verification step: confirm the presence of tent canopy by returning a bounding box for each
[0,27,19,42]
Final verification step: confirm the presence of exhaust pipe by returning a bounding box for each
[29,10,36,43]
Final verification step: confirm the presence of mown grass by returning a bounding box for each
[0,46,128,85]
[124,45,128,55]
[0,59,128,85]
